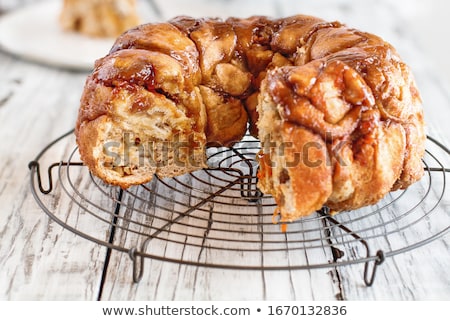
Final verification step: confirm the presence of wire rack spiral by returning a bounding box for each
[29,129,450,285]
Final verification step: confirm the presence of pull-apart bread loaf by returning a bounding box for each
[75,15,425,222]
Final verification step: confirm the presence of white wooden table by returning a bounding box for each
[0,0,449,300]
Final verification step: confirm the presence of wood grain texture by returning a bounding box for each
[0,57,106,300]
[0,0,449,300]
[98,173,342,300]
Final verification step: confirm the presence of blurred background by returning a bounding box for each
[0,0,449,138]
[1,0,449,81]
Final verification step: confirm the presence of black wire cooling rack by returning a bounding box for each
[29,129,450,285]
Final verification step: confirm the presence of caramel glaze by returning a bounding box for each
[78,14,421,140]
[76,14,425,211]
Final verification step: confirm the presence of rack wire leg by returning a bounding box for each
[319,207,385,286]
[129,243,147,283]
[363,250,385,286]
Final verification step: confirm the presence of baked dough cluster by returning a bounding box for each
[75,15,425,221]
[60,0,140,37]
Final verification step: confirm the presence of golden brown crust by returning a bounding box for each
[76,14,425,220]
[255,21,424,220]
[199,86,248,147]
[280,124,332,221]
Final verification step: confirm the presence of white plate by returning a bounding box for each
[0,1,115,71]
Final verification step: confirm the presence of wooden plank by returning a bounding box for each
[0,58,106,300]
[99,145,340,300]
